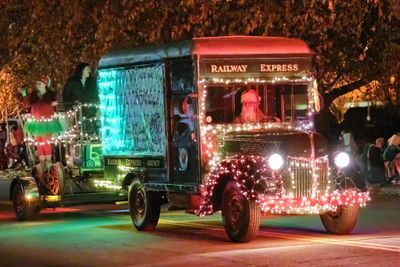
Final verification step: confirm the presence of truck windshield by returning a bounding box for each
[205,83,309,124]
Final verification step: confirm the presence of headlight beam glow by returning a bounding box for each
[334,152,350,168]
[268,154,284,170]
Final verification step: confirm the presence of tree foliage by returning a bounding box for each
[0,0,398,121]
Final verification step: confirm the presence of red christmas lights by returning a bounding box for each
[196,154,370,216]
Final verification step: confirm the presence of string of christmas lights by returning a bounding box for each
[195,78,370,217]
[195,154,369,216]
[22,102,101,145]
[256,190,369,214]
[198,76,313,85]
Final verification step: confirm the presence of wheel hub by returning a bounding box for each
[134,189,145,220]
[47,165,60,195]
[14,188,24,216]
[228,193,243,229]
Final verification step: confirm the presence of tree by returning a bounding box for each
[0,0,398,122]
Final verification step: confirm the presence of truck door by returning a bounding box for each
[169,60,199,184]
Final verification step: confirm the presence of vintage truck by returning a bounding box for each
[98,36,369,242]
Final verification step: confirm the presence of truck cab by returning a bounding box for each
[98,36,369,242]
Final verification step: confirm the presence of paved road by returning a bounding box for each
[0,197,399,267]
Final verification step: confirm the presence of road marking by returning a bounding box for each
[159,219,400,253]
[6,205,396,253]
[261,231,400,252]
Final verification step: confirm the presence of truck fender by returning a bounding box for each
[122,172,146,189]
[9,176,40,205]
[197,155,279,216]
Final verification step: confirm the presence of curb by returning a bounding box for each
[369,186,400,200]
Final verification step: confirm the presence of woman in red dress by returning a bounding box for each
[22,75,63,171]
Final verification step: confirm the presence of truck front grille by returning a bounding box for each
[284,156,331,198]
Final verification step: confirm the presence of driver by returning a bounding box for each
[234,89,270,123]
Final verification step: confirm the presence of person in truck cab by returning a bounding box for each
[234,89,280,124]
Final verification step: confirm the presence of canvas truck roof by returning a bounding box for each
[98,36,313,69]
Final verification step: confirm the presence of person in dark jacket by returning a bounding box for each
[364,137,386,186]
[62,62,98,110]
[62,62,99,135]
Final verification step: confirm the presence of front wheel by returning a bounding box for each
[222,181,261,242]
[320,205,359,234]
[12,185,40,221]
[128,180,161,231]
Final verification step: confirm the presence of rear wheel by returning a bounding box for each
[222,181,261,242]
[320,205,359,234]
[47,163,64,195]
[12,185,40,221]
[129,180,161,231]
[31,164,44,182]
[32,163,64,195]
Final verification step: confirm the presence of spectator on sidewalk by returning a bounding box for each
[388,132,400,147]
[392,153,400,186]
[362,137,386,186]
[383,136,400,186]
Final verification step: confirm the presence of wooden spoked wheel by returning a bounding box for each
[47,163,64,195]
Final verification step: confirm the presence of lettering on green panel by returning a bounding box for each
[107,158,121,165]
[125,159,142,167]
[147,159,161,167]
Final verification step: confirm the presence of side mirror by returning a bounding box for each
[178,94,198,116]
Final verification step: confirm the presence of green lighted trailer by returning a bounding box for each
[97,36,369,242]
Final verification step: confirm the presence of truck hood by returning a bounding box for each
[221,127,328,158]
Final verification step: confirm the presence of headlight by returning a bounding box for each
[334,152,350,168]
[268,154,284,170]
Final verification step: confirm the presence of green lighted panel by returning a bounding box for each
[98,65,166,156]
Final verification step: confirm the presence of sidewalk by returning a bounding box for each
[370,184,400,199]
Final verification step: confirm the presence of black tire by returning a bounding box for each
[31,164,46,194]
[320,205,359,234]
[31,164,44,181]
[221,181,261,242]
[12,185,40,221]
[128,180,161,231]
